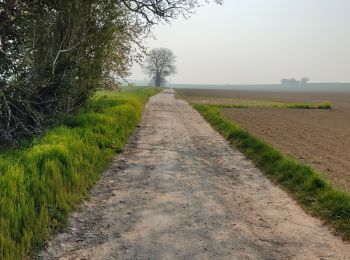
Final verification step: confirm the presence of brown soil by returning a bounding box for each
[177,88,350,192]
[176,88,350,106]
[39,90,350,259]
[223,107,350,192]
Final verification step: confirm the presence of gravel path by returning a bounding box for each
[40,89,350,260]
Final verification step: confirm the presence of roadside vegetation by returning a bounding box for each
[0,87,160,259]
[1,1,222,258]
[203,102,332,109]
[0,1,221,143]
[175,90,332,109]
[194,104,350,240]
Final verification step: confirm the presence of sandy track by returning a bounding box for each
[40,90,350,259]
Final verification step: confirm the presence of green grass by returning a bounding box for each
[194,104,350,240]
[175,90,332,110]
[205,102,332,109]
[0,87,161,259]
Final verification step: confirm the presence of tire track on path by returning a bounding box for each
[40,89,350,259]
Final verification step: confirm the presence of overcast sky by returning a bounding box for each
[129,0,350,85]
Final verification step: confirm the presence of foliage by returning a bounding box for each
[0,1,140,142]
[194,104,350,241]
[0,87,160,259]
[0,0,222,143]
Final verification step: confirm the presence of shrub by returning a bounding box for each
[0,88,160,259]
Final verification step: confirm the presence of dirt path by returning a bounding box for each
[40,90,350,260]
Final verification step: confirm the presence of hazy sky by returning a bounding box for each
[129,0,350,84]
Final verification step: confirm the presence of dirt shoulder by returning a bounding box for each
[40,89,350,259]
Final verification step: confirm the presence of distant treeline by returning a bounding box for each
[281,78,309,86]
[170,83,350,92]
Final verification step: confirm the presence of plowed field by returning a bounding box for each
[177,88,350,192]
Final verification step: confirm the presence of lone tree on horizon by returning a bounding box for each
[144,48,176,87]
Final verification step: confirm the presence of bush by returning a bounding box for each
[0,88,160,259]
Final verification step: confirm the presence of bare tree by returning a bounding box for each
[120,0,223,26]
[144,48,176,87]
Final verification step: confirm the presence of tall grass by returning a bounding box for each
[194,104,350,240]
[0,87,160,259]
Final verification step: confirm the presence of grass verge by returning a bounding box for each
[194,104,350,240]
[175,91,332,110]
[199,102,332,109]
[0,87,161,259]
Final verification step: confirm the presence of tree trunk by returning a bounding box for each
[155,73,162,87]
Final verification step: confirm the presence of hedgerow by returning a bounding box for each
[0,87,160,259]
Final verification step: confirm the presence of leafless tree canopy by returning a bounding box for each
[144,48,176,87]
[120,0,223,25]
